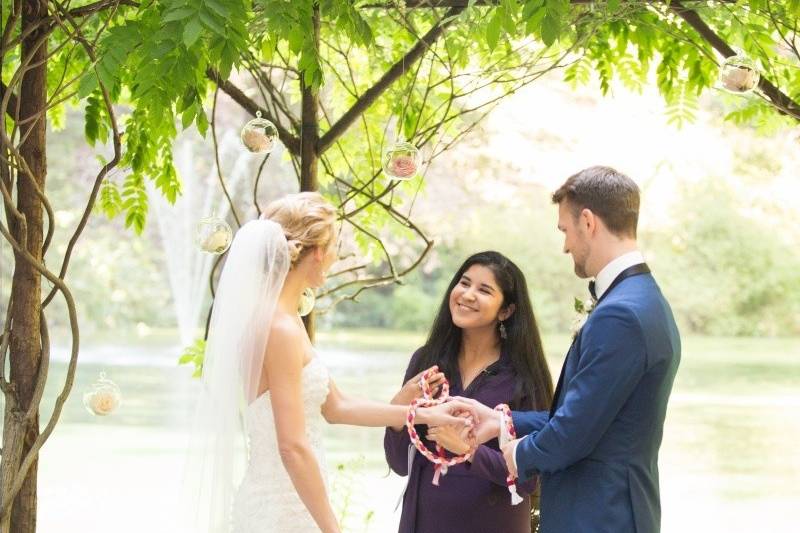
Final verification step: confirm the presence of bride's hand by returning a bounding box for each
[391,365,446,405]
[415,399,479,428]
[426,423,474,455]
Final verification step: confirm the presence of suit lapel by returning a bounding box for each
[549,264,652,418]
[549,336,580,418]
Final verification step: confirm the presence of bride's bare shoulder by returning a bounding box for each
[268,312,305,345]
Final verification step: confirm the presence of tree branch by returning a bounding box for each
[0,82,19,121]
[206,68,302,155]
[361,0,733,6]
[317,6,464,153]
[0,215,81,519]
[361,0,509,7]
[670,1,800,121]
[210,89,242,228]
[41,0,124,308]
[67,0,138,18]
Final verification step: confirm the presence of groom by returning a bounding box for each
[467,166,680,533]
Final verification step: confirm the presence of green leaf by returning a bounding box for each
[525,5,547,34]
[163,7,195,23]
[523,0,545,19]
[199,10,226,36]
[125,210,146,234]
[287,25,305,54]
[155,154,182,203]
[205,0,230,18]
[195,107,209,136]
[181,105,196,129]
[501,2,517,34]
[78,73,99,99]
[122,173,149,234]
[99,181,124,219]
[540,13,560,46]
[183,18,203,48]
[179,338,206,378]
[486,11,503,51]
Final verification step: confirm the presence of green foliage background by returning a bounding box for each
[2,0,798,339]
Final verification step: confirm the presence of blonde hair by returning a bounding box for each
[262,192,337,265]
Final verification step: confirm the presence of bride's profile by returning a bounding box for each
[184,192,473,533]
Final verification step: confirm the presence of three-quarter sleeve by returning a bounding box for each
[384,427,413,475]
[384,349,424,476]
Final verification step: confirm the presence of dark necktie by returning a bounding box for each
[588,280,598,301]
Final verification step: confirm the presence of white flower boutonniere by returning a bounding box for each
[571,297,596,338]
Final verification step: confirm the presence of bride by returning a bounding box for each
[186,192,474,533]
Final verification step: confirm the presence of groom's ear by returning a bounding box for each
[499,303,516,321]
[580,208,597,234]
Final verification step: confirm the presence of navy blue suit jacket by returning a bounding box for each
[513,272,680,533]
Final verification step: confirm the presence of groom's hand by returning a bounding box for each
[501,438,521,478]
[449,397,499,444]
[417,399,479,428]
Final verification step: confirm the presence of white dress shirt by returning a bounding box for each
[593,250,645,300]
[510,250,646,473]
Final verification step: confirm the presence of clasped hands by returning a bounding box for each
[393,366,521,475]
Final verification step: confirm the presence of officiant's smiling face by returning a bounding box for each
[558,201,591,279]
[449,265,511,330]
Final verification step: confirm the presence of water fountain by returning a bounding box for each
[148,129,260,346]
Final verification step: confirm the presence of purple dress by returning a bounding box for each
[384,350,538,533]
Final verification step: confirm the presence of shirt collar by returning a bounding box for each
[593,250,645,300]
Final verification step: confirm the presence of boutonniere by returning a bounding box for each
[571,297,596,338]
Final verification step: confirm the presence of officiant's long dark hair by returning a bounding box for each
[411,251,553,411]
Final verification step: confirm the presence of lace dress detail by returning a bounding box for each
[232,357,330,532]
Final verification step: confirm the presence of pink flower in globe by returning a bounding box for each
[388,153,417,179]
[383,141,420,180]
[718,55,760,94]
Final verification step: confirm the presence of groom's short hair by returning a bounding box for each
[552,166,640,238]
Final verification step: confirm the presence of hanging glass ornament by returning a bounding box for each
[83,372,122,416]
[383,140,421,181]
[241,111,279,153]
[298,287,316,317]
[195,214,233,254]
[718,55,760,94]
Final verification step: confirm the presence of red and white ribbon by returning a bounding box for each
[496,403,523,505]
[406,369,472,486]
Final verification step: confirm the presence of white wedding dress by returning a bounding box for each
[232,357,331,532]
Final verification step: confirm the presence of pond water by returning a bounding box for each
[25,333,800,532]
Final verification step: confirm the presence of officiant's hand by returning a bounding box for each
[416,399,480,428]
[427,421,475,455]
[449,397,499,444]
[501,438,521,478]
[390,365,446,406]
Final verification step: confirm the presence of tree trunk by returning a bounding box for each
[300,3,321,341]
[298,5,320,194]
[1,2,48,532]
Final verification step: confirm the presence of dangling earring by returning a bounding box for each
[499,320,508,340]
[298,287,316,317]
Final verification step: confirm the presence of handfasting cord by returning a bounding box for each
[406,371,524,505]
[495,403,523,505]
[406,368,472,486]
